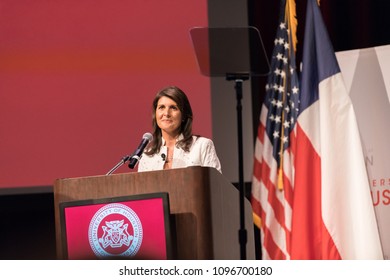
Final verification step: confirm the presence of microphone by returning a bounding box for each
[128,132,153,169]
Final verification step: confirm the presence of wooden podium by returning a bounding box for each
[53,166,255,260]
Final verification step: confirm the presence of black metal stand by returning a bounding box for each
[190,27,270,260]
[227,73,249,260]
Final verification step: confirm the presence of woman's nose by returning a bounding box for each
[163,109,170,116]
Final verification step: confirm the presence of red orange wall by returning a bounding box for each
[0,0,210,188]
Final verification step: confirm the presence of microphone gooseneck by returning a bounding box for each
[106,132,153,175]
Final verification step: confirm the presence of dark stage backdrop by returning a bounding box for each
[0,0,210,189]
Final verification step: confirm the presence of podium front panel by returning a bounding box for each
[59,192,172,260]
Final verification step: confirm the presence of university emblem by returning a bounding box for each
[88,203,143,258]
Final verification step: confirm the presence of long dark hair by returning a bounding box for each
[145,86,194,155]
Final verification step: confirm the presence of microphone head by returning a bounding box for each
[142,132,153,142]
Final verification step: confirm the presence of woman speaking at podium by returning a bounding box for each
[138,85,222,173]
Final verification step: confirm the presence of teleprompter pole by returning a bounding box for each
[227,73,249,260]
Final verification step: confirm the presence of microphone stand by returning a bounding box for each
[106,155,131,175]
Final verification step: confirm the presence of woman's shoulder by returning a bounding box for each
[191,135,216,147]
[192,135,211,142]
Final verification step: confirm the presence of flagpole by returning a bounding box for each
[227,73,249,260]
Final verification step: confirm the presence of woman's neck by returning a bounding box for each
[162,132,180,146]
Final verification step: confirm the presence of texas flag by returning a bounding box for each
[290,0,383,259]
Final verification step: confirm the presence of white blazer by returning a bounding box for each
[138,135,222,173]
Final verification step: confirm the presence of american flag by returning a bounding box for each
[251,0,299,260]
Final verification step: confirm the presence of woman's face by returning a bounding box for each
[156,96,182,137]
